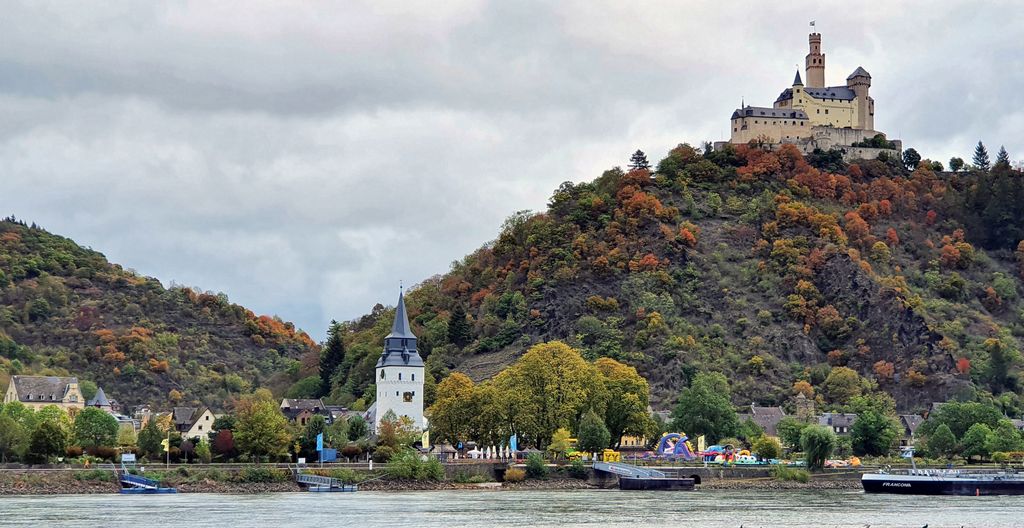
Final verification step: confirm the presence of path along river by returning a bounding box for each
[1,489,1022,527]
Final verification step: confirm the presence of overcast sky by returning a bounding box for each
[2,1,1021,339]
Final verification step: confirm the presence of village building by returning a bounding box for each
[280,398,329,426]
[737,404,787,440]
[3,375,84,412]
[899,414,924,447]
[369,290,425,432]
[172,406,216,440]
[717,31,901,160]
[818,412,858,436]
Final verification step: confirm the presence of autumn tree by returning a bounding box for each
[319,320,346,397]
[594,358,653,447]
[234,389,291,461]
[427,372,476,444]
[821,367,862,405]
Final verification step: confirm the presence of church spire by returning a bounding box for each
[793,69,803,86]
[388,289,415,339]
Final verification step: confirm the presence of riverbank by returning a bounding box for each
[0,468,864,495]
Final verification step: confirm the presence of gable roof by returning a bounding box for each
[172,407,199,427]
[819,412,858,428]
[741,405,786,436]
[899,414,924,436]
[280,398,325,411]
[775,85,856,103]
[731,106,809,120]
[10,376,79,403]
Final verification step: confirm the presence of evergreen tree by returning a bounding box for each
[995,145,1011,170]
[973,141,991,171]
[628,150,650,171]
[446,305,472,347]
[319,320,346,397]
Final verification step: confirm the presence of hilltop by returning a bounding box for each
[330,143,1024,414]
[0,218,319,409]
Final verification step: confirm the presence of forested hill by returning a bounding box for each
[0,218,319,409]
[330,143,1024,414]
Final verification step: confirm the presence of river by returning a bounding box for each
[0,489,1021,527]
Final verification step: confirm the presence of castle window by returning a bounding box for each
[396,391,399,396]
[825,109,829,114]
[412,373,416,381]
[403,392,414,403]
[398,373,402,380]
[380,371,386,380]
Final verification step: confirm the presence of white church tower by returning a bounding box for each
[373,290,425,432]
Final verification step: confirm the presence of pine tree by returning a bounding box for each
[446,304,472,347]
[628,150,650,171]
[319,321,345,397]
[995,145,1011,170]
[973,141,991,171]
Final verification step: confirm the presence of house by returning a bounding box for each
[818,413,858,435]
[737,404,787,439]
[87,387,113,411]
[280,398,329,426]
[3,375,85,411]
[173,407,216,440]
[899,414,924,447]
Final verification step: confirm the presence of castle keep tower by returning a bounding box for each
[847,66,873,131]
[373,290,425,432]
[805,32,825,88]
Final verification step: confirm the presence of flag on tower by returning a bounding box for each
[810,20,816,27]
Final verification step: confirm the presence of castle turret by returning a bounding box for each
[805,32,825,88]
[373,290,425,432]
[846,66,873,130]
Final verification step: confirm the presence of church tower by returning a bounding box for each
[847,66,873,131]
[373,290,425,432]
[805,32,825,88]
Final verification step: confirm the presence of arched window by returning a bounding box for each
[380,370,386,380]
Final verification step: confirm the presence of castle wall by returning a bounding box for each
[777,89,859,128]
[730,116,810,144]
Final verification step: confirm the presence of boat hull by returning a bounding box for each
[120,487,178,494]
[618,477,695,491]
[863,473,1024,496]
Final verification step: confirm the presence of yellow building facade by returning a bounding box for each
[728,32,879,151]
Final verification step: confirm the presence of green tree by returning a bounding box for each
[548,428,572,459]
[195,437,213,463]
[319,320,346,397]
[0,416,29,462]
[575,410,611,453]
[347,415,369,441]
[949,157,965,172]
[995,145,1011,170]
[26,420,67,463]
[918,401,1002,439]
[117,424,137,447]
[776,416,810,450]
[234,389,292,461]
[628,149,651,171]
[851,410,900,456]
[986,419,1023,454]
[973,140,990,171]
[138,417,165,458]
[751,435,782,461]
[73,407,119,448]
[902,148,922,170]
[926,423,957,459]
[446,304,472,347]
[800,425,837,470]
[670,372,739,443]
[299,414,328,461]
[960,422,992,462]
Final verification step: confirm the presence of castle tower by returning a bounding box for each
[373,290,425,432]
[805,32,825,88]
[847,66,873,130]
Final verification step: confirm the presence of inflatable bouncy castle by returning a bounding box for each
[655,433,698,460]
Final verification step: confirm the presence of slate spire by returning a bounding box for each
[793,69,803,86]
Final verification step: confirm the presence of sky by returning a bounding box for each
[1,1,1022,339]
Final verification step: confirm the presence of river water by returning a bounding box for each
[0,489,1021,527]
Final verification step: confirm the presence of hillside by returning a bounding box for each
[330,143,1024,414]
[0,218,319,410]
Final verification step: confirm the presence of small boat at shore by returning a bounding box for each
[863,447,1024,496]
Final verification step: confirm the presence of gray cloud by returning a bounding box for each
[1,1,1021,337]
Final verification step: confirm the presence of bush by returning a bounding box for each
[993,452,1010,464]
[503,468,526,483]
[372,445,395,463]
[525,453,548,479]
[238,467,287,483]
[328,468,363,484]
[74,469,113,482]
[84,446,117,461]
[454,472,490,484]
[385,449,444,481]
[567,459,588,480]
[66,446,84,458]
[772,465,810,483]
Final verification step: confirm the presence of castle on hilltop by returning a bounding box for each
[718,32,900,159]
